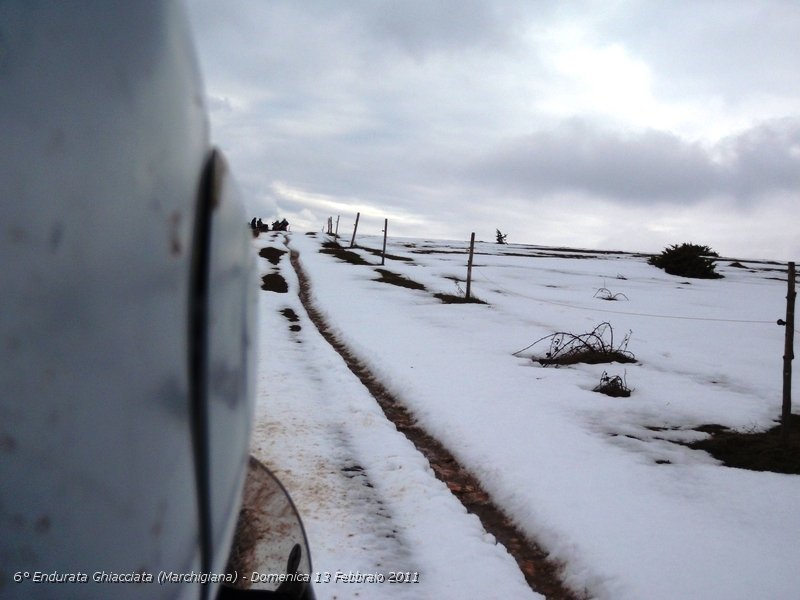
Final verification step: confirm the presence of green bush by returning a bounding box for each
[648,243,723,279]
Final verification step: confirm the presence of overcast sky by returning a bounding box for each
[186,0,800,260]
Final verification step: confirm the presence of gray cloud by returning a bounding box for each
[589,1,800,104]
[186,0,800,259]
[355,0,531,59]
[718,118,800,197]
[467,118,800,205]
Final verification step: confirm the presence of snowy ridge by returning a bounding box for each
[251,233,538,599]
[255,231,800,600]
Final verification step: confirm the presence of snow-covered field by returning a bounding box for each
[252,231,799,600]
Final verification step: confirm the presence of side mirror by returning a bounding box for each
[219,457,315,600]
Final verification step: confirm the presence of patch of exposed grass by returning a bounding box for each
[689,415,800,475]
[320,241,371,265]
[433,293,487,304]
[280,308,301,330]
[261,273,288,293]
[280,308,299,322]
[258,246,287,265]
[373,268,427,291]
[360,246,415,262]
[543,350,635,366]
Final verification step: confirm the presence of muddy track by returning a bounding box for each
[286,237,583,600]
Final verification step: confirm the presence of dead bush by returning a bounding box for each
[593,371,632,397]
[593,287,629,301]
[516,322,635,366]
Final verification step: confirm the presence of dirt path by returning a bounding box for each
[286,236,583,600]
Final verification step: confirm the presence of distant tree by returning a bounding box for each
[648,243,723,279]
[496,229,508,245]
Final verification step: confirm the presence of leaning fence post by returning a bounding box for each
[781,261,796,443]
[350,212,360,248]
[335,215,340,237]
[381,218,388,265]
[465,232,476,300]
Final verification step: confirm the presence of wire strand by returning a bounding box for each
[472,269,775,325]
[528,296,775,324]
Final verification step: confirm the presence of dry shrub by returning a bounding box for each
[593,287,629,301]
[520,322,635,366]
[593,371,631,397]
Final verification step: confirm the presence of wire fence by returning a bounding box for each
[348,234,794,330]
[471,263,784,327]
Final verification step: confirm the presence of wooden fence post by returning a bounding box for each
[350,212,360,248]
[465,232,476,300]
[781,261,796,443]
[335,215,340,237]
[381,218,388,265]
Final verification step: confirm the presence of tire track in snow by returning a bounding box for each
[250,233,420,599]
[287,235,582,600]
